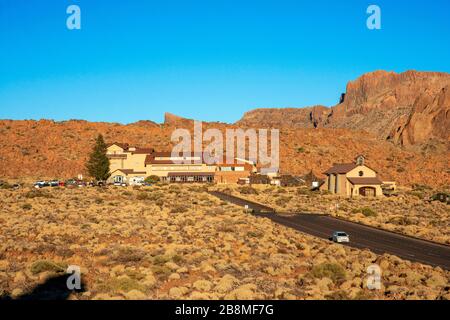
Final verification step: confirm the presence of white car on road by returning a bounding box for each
[332,231,350,243]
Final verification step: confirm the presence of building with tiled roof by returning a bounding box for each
[105,143,252,184]
[321,155,387,197]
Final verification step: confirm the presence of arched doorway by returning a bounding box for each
[359,187,376,197]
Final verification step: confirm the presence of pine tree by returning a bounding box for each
[86,134,110,181]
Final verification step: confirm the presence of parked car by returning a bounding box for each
[34,181,49,188]
[76,180,87,187]
[65,179,77,187]
[332,231,350,243]
[87,181,105,187]
[49,180,60,187]
[113,182,128,187]
[65,179,86,187]
[129,177,145,186]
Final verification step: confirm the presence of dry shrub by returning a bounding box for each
[168,185,181,193]
[136,192,148,200]
[30,260,67,275]
[109,247,146,264]
[150,265,172,278]
[0,181,13,189]
[22,203,32,210]
[239,186,258,195]
[325,290,350,300]
[389,216,414,226]
[170,205,188,213]
[247,230,264,238]
[361,207,377,217]
[98,277,144,293]
[24,189,53,199]
[275,196,292,207]
[311,263,346,284]
[218,223,235,233]
[206,207,225,215]
[188,185,208,193]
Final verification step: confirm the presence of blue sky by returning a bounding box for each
[1,0,449,123]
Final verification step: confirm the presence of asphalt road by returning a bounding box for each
[209,191,450,270]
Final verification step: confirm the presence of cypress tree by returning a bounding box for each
[86,134,110,181]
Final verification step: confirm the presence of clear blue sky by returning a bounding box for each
[1,0,449,123]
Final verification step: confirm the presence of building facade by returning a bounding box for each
[106,143,252,184]
[321,155,384,197]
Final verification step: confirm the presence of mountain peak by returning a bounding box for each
[237,70,450,147]
[163,112,194,126]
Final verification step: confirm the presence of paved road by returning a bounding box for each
[209,191,275,213]
[209,191,450,270]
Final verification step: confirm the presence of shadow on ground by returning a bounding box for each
[1,274,86,300]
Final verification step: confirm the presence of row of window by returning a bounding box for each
[161,176,214,183]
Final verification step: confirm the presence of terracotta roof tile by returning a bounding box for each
[111,169,146,175]
[347,177,382,185]
[324,163,358,174]
[107,142,129,150]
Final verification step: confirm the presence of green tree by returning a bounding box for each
[144,175,160,184]
[86,134,110,181]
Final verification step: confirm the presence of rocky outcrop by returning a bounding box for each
[129,120,159,128]
[237,106,328,128]
[327,70,450,146]
[164,112,194,126]
[237,70,450,147]
[387,85,450,145]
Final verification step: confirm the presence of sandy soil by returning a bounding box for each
[0,185,448,300]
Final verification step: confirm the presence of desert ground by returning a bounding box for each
[0,184,449,300]
[213,185,450,245]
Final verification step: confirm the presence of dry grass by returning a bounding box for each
[0,185,448,300]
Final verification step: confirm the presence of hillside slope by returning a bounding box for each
[0,119,448,187]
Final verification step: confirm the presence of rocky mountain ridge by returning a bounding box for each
[237,70,450,147]
[0,70,448,186]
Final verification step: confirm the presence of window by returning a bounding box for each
[359,171,364,177]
